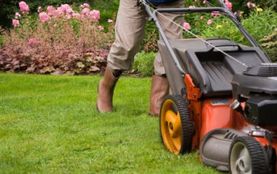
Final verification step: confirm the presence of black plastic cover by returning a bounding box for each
[244,64,277,77]
[163,39,269,97]
[232,74,277,97]
[158,38,270,97]
[245,95,277,126]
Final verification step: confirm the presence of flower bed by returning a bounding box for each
[0,1,114,75]
[0,1,276,75]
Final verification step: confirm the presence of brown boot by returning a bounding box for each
[96,67,122,113]
[149,75,169,117]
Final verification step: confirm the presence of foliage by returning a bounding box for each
[0,3,114,75]
[143,23,159,52]
[184,0,277,13]
[200,9,277,60]
[90,0,119,28]
[188,9,277,42]
[1,0,276,29]
[1,1,277,75]
[255,0,277,11]
[142,0,277,54]
[243,9,277,59]
[133,52,156,77]
[243,9,277,42]
[0,0,119,28]
[260,29,277,61]
[139,8,277,75]
[0,35,3,47]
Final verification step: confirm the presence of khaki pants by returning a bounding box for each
[107,0,184,75]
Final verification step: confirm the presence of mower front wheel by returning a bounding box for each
[229,136,270,174]
[160,95,194,155]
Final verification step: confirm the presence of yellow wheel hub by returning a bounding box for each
[161,99,183,154]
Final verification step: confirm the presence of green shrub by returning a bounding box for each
[143,22,159,52]
[91,0,119,23]
[0,27,3,47]
[133,52,155,77]
[255,0,277,11]
[260,29,277,61]
[243,9,277,41]
[0,35,3,47]
[202,9,276,42]
[244,9,277,60]
[201,9,277,60]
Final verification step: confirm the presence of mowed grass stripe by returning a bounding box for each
[0,73,219,174]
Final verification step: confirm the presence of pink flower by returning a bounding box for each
[39,12,50,23]
[28,38,40,47]
[52,8,63,17]
[207,19,213,25]
[81,3,90,9]
[88,10,100,21]
[72,12,81,19]
[247,2,256,9]
[225,0,233,10]
[37,6,42,13]
[12,19,20,27]
[81,8,90,16]
[15,12,21,19]
[182,22,191,30]
[19,1,30,13]
[98,25,104,31]
[57,7,64,14]
[47,6,56,16]
[65,14,72,19]
[211,11,220,17]
[203,0,208,4]
[107,19,113,23]
[60,4,73,15]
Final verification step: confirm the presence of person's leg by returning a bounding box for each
[96,67,122,113]
[149,74,169,116]
[97,0,147,112]
[149,0,184,116]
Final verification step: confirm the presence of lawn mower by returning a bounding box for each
[142,0,277,173]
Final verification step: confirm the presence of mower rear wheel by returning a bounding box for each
[229,136,270,174]
[160,95,194,155]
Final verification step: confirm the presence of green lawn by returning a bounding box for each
[0,73,219,174]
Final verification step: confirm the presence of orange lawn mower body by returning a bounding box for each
[142,0,277,173]
[160,64,277,174]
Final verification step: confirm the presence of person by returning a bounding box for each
[96,0,184,116]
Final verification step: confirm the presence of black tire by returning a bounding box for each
[159,95,194,154]
[229,136,270,174]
